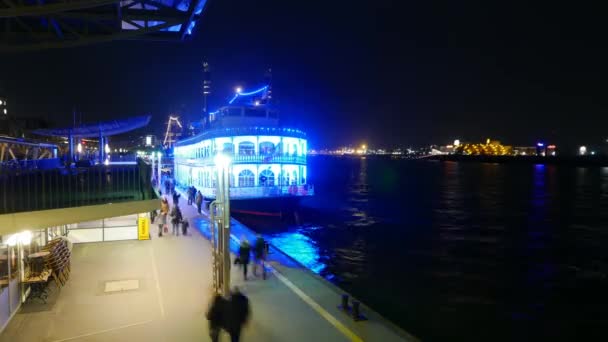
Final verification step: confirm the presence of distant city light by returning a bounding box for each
[3,109,6,115]
[454,139,461,146]
[0,100,3,105]
[235,86,242,94]
[361,144,367,150]
[254,100,260,106]
[145,136,152,146]
[537,142,544,147]
[591,151,596,155]
[579,146,587,155]
[486,138,490,144]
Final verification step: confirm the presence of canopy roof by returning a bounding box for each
[32,115,151,138]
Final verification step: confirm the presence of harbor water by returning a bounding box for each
[241,156,608,341]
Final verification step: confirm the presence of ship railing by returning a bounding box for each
[197,184,314,199]
[177,154,306,165]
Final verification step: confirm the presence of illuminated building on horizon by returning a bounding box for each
[456,139,513,156]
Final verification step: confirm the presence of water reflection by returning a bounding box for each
[267,228,326,274]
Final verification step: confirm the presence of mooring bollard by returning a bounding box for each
[341,294,349,310]
[352,301,360,320]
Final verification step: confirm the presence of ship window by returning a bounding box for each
[245,108,266,117]
[259,142,275,155]
[259,169,275,186]
[238,142,255,155]
[222,143,234,155]
[238,169,255,187]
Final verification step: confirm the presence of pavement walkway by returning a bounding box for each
[0,188,415,342]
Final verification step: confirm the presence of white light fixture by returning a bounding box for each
[235,86,242,94]
[214,153,231,168]
[104,158,110,166]
[579,146,587,155]
[454,139,461,146]
[0,100,3,105]
[105,143,110,154]
[18,231,32,245]
[6,234,18,246]
[77,143,82,153]
[3,108,6,114]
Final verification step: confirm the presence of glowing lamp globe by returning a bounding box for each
[214,153,231,168]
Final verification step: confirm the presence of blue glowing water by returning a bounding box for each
[242,157,608,341]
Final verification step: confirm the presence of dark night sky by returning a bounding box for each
[0,0,606,150]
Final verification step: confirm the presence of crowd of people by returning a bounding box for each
[154,177,270,341]
[152,179,204,237]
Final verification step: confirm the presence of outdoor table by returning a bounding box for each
[28,251,50,277]
[23,269,52,303]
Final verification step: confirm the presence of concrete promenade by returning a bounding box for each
[0,190,416,342]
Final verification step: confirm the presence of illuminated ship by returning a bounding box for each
[173,73,313,217]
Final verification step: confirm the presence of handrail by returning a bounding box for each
[176,154,307,165]
[0,161,156,215]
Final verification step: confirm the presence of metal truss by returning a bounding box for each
[0,136,59,169]
[0,0,207,51]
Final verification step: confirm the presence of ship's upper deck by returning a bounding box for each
[177,84,306,147]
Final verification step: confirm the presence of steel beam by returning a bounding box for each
[0,0,119,18]
[0,19,179,51]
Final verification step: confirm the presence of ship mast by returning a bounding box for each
[203,60,211,120]
[264,67,272,105]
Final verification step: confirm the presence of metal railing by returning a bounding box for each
[198,184,314,199]
[176,154,307,166]
[0,159,156,215]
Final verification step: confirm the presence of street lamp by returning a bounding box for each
[211,153,232,296]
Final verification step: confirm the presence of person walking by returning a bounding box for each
[170,205,182,236]
[206,292,227,342]
[181,217,189,236]
[226,287,250,342]
[164,179,171,194]
[195,190,203,215]
[238,238,251,281]
[253,234,267,279]
[187,186,194,205]
[172,189,180,206]
[158,197,169,237]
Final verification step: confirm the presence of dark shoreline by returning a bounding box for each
[310,154,608,166]
[430,154,608,166]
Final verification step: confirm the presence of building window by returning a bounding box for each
[238,142,255,155]
[259,142,275,155]
[259,169,275,186]
[238,169,255,187]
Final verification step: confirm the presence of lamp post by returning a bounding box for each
[157,151,162,189]
[210,153,231,296]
